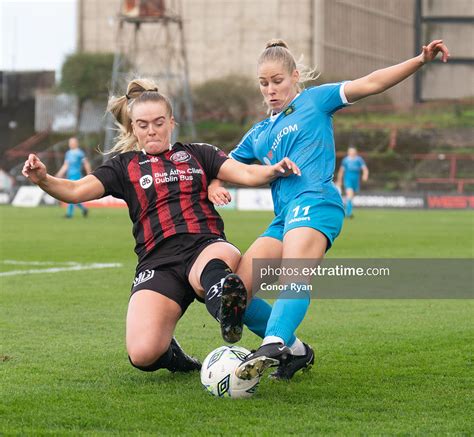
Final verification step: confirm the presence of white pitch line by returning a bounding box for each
[2,260,80,266]
[0,263,123,277]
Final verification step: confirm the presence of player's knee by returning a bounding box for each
[207,244,241,272]
[221,249,241,272]
[128,343,168,368]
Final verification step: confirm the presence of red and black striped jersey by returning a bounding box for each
[92,142,228,268]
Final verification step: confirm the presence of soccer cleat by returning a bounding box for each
[167,337,201,372]
[82,208,89,218]
[220,273,247,344]
[269,343,314,380]
[235,343,291,380]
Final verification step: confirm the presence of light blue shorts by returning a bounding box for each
[344,177,360,192]
[261,195,345,251]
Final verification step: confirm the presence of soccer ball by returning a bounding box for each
[200,345,260,398]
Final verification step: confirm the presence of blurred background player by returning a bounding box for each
[55,137,91,218]
[336,146,369,218]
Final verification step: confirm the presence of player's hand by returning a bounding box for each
[362,175,368,182]
[420,40,450,64]
[208,185,232,206]
[22,154,47,184]
[271,158,301,178]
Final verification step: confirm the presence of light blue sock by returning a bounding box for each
[77,203,86,211]
[66,203,74,217]
[264,286,310,345]
[346,199,353,216]
[243,297,296,344]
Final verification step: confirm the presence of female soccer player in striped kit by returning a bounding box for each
[22,78,299,375]
[209,39,450,380]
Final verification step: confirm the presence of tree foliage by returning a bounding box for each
[192,75,261,125]
[60,53,115,103]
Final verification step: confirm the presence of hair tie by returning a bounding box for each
[125,87,158,100]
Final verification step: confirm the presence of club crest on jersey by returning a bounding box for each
[170,151,191,163]
[284,104,295,116]
[139,174,153,189]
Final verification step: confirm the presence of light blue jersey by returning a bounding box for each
[342,155,366,178]
[342,156,366,191]
[230,82,350,215]
[232,84,351,347]
[65,148,86,180]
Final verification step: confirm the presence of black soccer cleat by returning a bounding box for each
[235,343,291,380]
[167,337,201,373]
[82,208,89,218]
[269,343,314,380]
[220,273,247,344]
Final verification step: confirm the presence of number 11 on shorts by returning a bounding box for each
[293,205,310,218]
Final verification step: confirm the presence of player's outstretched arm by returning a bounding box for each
[344,40,450,103]
[217,157,301,187]
[22,154,105,204]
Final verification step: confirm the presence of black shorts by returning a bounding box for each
[130,233,237,313]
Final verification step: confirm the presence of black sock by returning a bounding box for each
[200,258,232,322]
[129,346,173,372]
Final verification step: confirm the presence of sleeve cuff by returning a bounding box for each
[340,81,354,105]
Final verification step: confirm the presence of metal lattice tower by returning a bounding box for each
[104,0,195,153]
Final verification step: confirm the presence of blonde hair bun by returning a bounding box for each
[265,39,289,50]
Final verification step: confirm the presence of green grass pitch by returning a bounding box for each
[1,206,473,435]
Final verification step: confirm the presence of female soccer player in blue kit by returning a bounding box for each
[209,38,450,380]
[337,146,369,218]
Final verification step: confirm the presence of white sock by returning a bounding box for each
[288,337,306,356]
[262,335,284,346]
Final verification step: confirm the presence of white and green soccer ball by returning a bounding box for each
[200,345,260,399]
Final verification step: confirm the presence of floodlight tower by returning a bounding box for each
[104,0,195,153]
